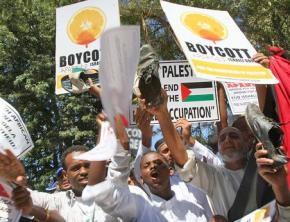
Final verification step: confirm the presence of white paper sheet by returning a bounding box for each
[99,26,140,127]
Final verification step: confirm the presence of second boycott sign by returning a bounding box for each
[129,61,220,125]
[160,1,278,84]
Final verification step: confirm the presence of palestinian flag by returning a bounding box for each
[181,82,214,102]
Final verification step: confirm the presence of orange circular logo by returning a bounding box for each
[253,207,270,221]
[67,7,106,47]
[181,12,227,43]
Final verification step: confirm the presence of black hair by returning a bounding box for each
[140,151,169,167]
[232,116,249,132]
[61,145,89,170]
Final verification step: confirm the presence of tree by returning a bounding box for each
[120,0,289,56]
[0,0,98,190]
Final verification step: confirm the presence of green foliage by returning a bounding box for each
[0,0,289,190]
[0,0,97,190]
[120,0,289,56]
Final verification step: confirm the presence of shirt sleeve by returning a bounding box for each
[106,140,131,186]
[277,203,290,222]
[175,150,218,197]
[82,180,146,221]
[186,140,223,166]
[29,189,61,210]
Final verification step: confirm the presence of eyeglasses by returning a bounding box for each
[219,132,240,142]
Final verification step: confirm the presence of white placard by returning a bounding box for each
[100,26,140,127]
[160,1,278,84]
[55,0,120,94]
[223,82,259,115]
[0,98,33,157]
[129,61,220,125]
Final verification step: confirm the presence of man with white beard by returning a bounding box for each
[176,126,248,217]
[145,91,249,218]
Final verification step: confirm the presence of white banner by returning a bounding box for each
[129,61,220,125]
[160,1,278,84]
[223,82,259,115]
[55,0,120,94]
[0,98,33,157]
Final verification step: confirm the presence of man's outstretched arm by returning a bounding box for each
[146,90,188,166]
[0,149,26,183]
[11,178,65,222]
[82,115,150,221]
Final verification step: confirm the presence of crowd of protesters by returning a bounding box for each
[0,44,289,222]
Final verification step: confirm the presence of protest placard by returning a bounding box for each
[99,26,140,127]
[160,1,278,84]
[129,61,220,125]
[0,179,21,222]
[55,0,120,94]
[223,82,259,115]
[0,98,34,157]
[126,127,142,154]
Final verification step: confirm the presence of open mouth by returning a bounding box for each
[150,170,159,178]
[79,178,88,184]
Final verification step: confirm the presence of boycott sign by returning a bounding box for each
[160,1,278,84]
[129,61,220,124]
[0,98,34,157]
[55,0,120,94]
[223,82,259,115]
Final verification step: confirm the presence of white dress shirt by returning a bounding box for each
[83,179,210,222]
[30,140,129,222]
[83,143,211,221]
[187,140,223,166]
[176,150,245,217]
[30,189,117,222]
